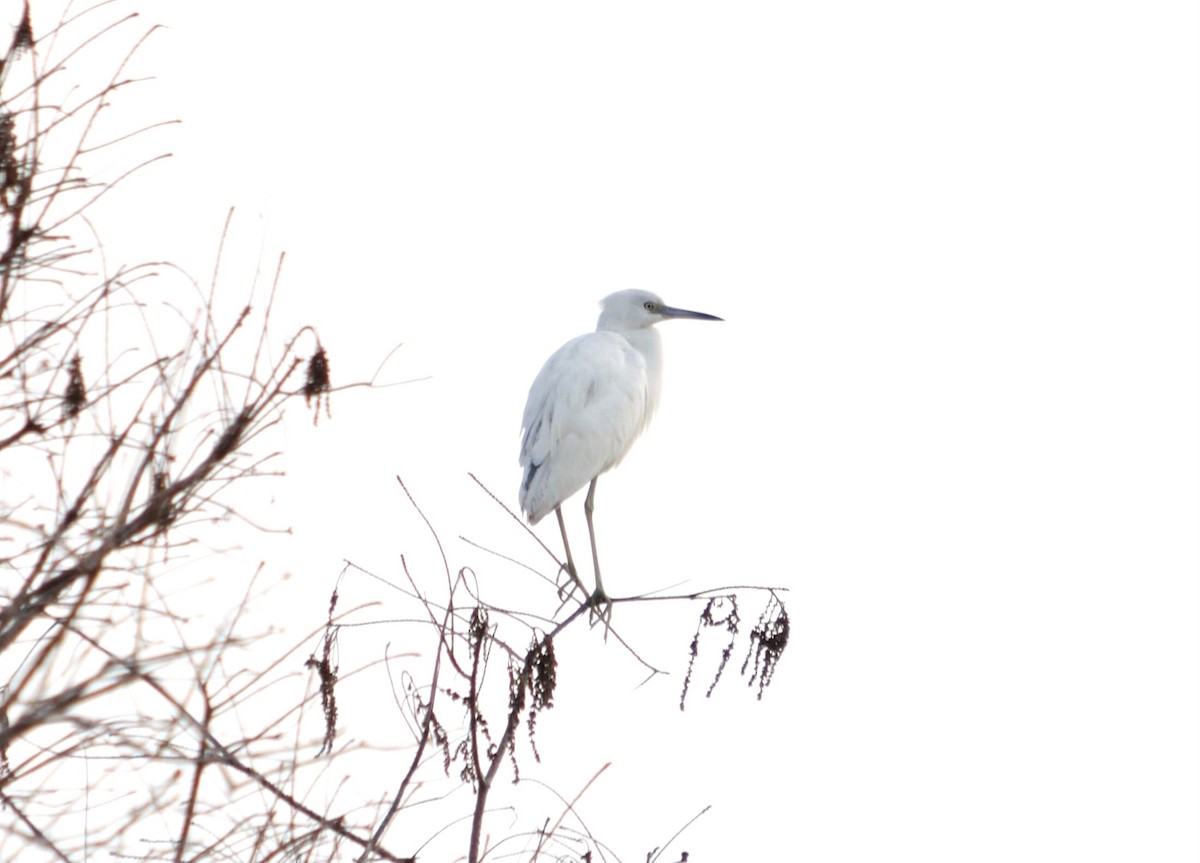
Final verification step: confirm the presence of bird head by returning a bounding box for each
[597,289,723,331]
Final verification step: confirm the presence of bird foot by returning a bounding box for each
[586,589,613,628]
[555,563,587,604]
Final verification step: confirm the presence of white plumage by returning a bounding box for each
[519,329,653,524]
[518,289,722,604]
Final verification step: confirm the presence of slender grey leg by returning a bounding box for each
[555,505,585,594]
[583,477,609,604]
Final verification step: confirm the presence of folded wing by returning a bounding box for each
[519,331,650,524]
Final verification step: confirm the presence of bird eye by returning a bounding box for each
[643,301,656,312]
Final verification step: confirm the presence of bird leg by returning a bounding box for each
[583,477,612,622]
[554,505,586,601]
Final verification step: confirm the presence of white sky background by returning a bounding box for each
[11,0,1200,860]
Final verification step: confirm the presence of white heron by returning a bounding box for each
[518,289,723,609]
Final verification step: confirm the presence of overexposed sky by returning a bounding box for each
[15,1,1200,860]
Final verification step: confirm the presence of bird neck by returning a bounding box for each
[625,326,663,406]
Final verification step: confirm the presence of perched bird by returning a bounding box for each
[518,289,722,607]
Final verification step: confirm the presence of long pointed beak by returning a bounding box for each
[660,304,723,322]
